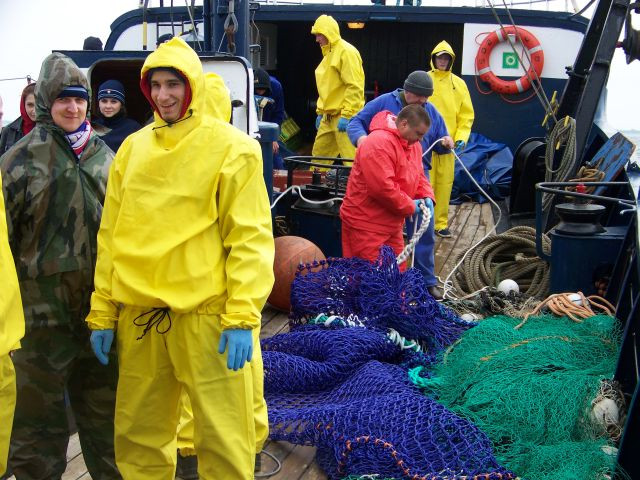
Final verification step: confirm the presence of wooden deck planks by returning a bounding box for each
[35,203,493,480]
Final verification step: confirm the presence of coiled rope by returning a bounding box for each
[542,116,578,211]
[565,163,606,195]
[451,226,551,300]
[516,291,615,328]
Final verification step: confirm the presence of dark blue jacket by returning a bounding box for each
[262,76,285,126]
[93,113,141,153]
[347,89,449,168]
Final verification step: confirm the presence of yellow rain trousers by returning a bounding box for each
[86,37,275,480]
[176,328,268,456]
[0,176,25,475]
[311,14,364,163]
[175,70,270,461]
[312,115,356,163]
[428,40,475,230]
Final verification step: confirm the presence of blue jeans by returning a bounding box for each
[405,168,436,286]
[405,212,436,287]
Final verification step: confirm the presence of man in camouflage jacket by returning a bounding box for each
[0,53,119,480]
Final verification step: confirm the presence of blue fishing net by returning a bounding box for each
[290,246,470,352]
[263,326,516,480]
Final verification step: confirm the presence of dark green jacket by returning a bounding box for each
[0,53,113,330]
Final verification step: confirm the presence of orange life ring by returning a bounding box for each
[475,26,544,95]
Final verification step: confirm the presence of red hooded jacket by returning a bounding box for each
[340,110,434,235]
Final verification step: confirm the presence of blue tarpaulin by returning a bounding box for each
[450,132,513,204]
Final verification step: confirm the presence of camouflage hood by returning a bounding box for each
[35,53,91,131]
[0,55,112,330]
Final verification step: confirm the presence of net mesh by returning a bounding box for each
[264,247,623,480]
[263,326,515,480]
[290,246,470,352]
[422,314,623,480]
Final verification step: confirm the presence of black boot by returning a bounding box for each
[176,452,199,480]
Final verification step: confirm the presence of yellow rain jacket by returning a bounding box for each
[428,40,474,144]
[0,179,24,357]
[87,37,274,480]
[0,176,24,475]
[428,41,475,230]
[86,38,274,332]
[311,14,365,119]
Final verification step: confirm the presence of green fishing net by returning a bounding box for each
[421,314,622,480]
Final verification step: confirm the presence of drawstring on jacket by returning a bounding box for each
[133,307,172,339]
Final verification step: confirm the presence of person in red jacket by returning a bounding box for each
[340,104,435,270]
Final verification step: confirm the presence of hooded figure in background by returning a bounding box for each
[86,37,274,480]
[0,83,37,155]
[0,52,118,479]
[92,79,141,153]
[311,14,365,165]
[428,40,474,237]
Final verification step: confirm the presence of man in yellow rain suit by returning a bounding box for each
[428,40,475,237]
[174,71,271,480]
[0,177,25,477]
[311,14,365,164]
[86,37,275,480]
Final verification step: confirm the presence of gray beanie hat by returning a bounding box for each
[403,70,433,97]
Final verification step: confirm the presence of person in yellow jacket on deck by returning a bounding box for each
[0,177,25,477]
[85,37,275,480]
[428,40,475,237]
[174,71,271,480]
[311,14,365,165]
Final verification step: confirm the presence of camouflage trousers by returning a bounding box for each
[8,326,120,480]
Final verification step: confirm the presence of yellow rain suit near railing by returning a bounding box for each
[0,176,25,476]
[86,37,275,480]
[311,14,365,163]
[428,40,475,230]
[175,71,270,463]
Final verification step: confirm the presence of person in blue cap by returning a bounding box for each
[254,68,286,169]
[92,79,141,152]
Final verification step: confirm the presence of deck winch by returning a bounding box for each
[537,200,626,296]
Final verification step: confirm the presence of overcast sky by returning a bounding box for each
[0,0,638,132]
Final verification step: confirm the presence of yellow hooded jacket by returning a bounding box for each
[204,72,232,122]
[86,37,275,331]
[0,177,24,356]
[428,40,474,144]
[311,15,365,119]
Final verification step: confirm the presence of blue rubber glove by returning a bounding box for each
[315,114,322,130]
[337,117,350,132]
[90,329,114,366]
[414,198,435,217]
[424,197,434,218]
[454,140,465,153]
[218,329,253,371]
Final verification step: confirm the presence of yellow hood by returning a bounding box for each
[140,37,205,132]
[311,14,341,48]
[430,40,456,72]
[203,72,232,122]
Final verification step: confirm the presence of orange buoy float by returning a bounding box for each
[268,235,326,312]
[475,26,544,95]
